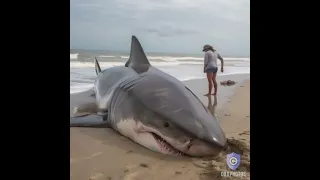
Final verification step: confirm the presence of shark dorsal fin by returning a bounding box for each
[125,36,150,67]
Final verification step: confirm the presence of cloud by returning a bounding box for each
[70,0,250,56]
[137,23,201,37]
[76,4,101,7]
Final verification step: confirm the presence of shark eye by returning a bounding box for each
[164,122,170,128]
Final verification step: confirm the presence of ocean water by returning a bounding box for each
[70,50,250,94]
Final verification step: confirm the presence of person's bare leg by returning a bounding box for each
[211,73,217,95]
[204,73,213,96]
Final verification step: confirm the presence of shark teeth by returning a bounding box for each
[151,133,184,156]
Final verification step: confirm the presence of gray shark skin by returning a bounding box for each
[70,36,226,157]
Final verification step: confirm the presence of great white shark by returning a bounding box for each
[70,36,226,157]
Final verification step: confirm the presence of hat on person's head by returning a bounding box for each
[202,44,215,52]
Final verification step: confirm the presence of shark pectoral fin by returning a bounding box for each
[94,57,102,75]
[73,103,98,117]
[70,114,110,128]
[70,88,96,116]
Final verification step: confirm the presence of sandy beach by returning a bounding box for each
[70,74,250,180]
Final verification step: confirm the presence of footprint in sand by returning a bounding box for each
[122,163,150,180]
[239,131,250,136]
[89,172,105,180]
[192,158,213,169]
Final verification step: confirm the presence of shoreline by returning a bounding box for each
[70,73,250,94]
[70,74,250,180]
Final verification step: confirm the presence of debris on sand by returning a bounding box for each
[139,163,149,168]
[220,80,236,86]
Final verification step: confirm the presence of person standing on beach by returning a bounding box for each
[203,45,224,96]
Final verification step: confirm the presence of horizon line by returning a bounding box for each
[70,48,250,58]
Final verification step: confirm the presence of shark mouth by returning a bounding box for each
[150,132,185,156]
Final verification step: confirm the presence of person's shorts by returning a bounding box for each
[205,67,218,73]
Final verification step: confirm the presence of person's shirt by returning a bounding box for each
[204,50,222,70]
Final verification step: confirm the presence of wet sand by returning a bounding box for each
[70,74,250,180]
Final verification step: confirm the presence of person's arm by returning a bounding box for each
[218,53,224,72]
[203,52,209,72]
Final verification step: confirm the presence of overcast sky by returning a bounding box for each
[70,0,250,56]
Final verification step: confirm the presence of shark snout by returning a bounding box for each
[186,138,225,157]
